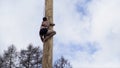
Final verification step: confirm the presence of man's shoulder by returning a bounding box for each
[43,21,49,22]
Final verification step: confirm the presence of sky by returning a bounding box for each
[0,0,120,68]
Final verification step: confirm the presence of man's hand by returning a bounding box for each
[50,23,55,26]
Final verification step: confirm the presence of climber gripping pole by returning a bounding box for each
[40,0,56,68]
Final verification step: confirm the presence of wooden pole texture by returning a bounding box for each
[42,0,53,68]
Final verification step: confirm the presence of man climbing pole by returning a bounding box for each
[39,17,56,42]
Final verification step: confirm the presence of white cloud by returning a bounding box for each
[54,0,120,68]
[54,0,91,45]
[89,0,120,64]
[0,0,44,53]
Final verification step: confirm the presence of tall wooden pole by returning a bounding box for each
[42,0,53,68]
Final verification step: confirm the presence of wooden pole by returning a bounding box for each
[42,0,53,68]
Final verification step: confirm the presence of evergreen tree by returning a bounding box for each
[54,56,72,68]
[33,47,42,68]
[0,44,73,68]
[2,45,18,68]
[0,55,3,68]
[20,44,42,68]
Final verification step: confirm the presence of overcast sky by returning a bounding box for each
[0,0,120,68]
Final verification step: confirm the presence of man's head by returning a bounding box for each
[43,17,47,21]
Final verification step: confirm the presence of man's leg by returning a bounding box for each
[45,30,55,36]
[40,35,44,42]
[44,30,56,41]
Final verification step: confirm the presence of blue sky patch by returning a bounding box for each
[85,42,99,55]
[75,0,92,16]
